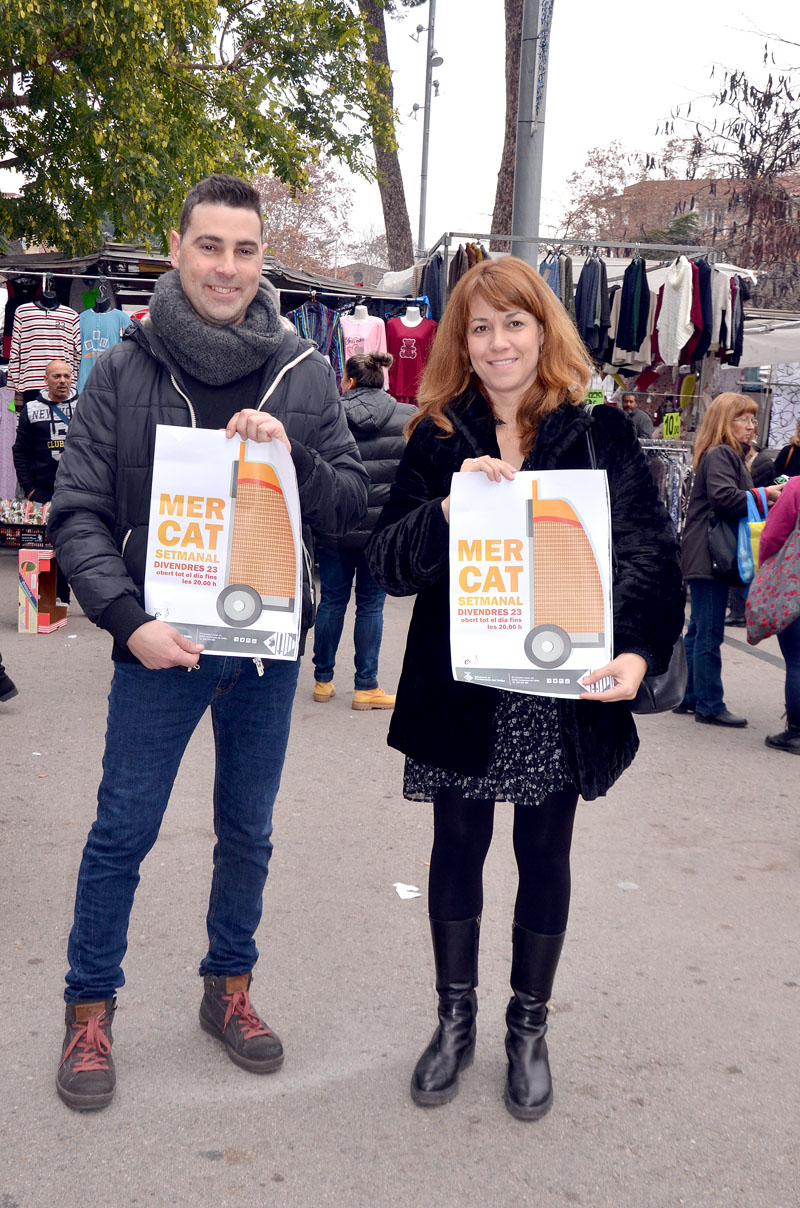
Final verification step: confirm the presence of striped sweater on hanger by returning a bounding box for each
[8,303,81,393]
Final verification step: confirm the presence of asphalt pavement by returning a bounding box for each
[0,545,798,1208]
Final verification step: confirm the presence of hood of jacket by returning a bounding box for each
[343,386,398,435]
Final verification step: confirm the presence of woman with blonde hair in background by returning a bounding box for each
[675,393,783,726]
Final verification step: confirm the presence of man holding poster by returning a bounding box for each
[48,175,368,1111]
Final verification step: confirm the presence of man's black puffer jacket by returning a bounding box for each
[318,385,416,553]
[48,318,369,662]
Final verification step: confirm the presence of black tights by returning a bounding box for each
[427,786,579,935]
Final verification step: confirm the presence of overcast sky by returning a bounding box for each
[348,0,797,250]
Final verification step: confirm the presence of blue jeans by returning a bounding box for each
[65,655,300,1001]
[777,615,800,720]
[683,578,730,715]
[312,547,386,690]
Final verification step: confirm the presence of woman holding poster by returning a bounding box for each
[367,258,684,1120]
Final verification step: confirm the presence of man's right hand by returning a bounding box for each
[126,620,204,669]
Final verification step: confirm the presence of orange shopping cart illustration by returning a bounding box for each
[216,442,297,627]
[523,479,606,668]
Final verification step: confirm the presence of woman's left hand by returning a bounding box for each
[579,653,648,702]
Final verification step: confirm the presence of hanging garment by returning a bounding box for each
[7,303,81,393]
[420,253,445,322]
[539,256,561,299]
[339,313,387,362]
[615,258,651,353]
[68,276,120,314]
[559,255,575,320]
[2,277,41,360]
[677,261,705,365]
[386,316,437,404]
[77,308,131,392]
[655,257,694,366]
[448,245,469,289]
[574,258,609,357]
[340,313,388,388]
[690,259,714,362]
[285,299,345,387]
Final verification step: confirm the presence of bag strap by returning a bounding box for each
[48,402,72,427]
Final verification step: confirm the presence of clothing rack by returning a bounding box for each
[639,440,694,537]
[426,231,715,310]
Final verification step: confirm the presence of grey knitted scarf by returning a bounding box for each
[148,269,285,386]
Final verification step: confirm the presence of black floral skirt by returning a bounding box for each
[403,691,575,807]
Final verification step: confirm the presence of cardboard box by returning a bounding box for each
[18,548,68,633]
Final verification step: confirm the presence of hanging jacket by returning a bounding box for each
[366,394,684,800]
[48,319,369,663]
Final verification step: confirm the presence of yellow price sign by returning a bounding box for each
[663,411,681,439]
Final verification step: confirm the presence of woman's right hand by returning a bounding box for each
[441,456,518,522]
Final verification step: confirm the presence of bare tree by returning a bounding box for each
[254,162,352,276]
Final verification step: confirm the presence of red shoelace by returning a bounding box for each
[60,1013,112,1071]
[222,990,271,1040]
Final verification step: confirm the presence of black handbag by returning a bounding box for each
[707,512,744,585]
[584,416,687,714]
[628,636,687,714]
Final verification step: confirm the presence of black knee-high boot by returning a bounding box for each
[410,917,480,1107]
[504,923,565,1120]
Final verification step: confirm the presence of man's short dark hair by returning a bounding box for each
[621,392,637,404]
[179,174,264,238]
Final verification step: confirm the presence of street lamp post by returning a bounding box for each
[413,0,444,257]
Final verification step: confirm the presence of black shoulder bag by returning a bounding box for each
[584,417,687,714]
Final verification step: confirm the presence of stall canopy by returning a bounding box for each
[739,312,800,368]
[0,244,406,313]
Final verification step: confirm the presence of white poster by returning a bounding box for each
[144,427,302,659]
[449,470,614,698]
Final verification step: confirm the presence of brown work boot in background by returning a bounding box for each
[56,999,116,1111]
[199,972,284,1073]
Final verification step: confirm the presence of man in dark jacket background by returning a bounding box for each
[12,358,78,504]
[48,175,368,1112]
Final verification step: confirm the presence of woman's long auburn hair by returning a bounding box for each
[692,392,758,471]
[407,257,593,453]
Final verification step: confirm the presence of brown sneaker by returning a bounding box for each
[57,999,116,1111]
[199,973,284,1073]
[352,687,396,710]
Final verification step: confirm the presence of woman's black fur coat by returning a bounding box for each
[366,392,684,800]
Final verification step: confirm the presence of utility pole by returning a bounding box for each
[511,0,554,264]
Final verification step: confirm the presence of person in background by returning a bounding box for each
[675,393,782,726]
[621,391,654,439]
[12,357,79,604]
[726,438,777,627]
[757,475,800,754]
[0,652,17,702]
[12,358,78,504]
[312,350,414,710]
[367,257,683,1121]
[773,418,800,480]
